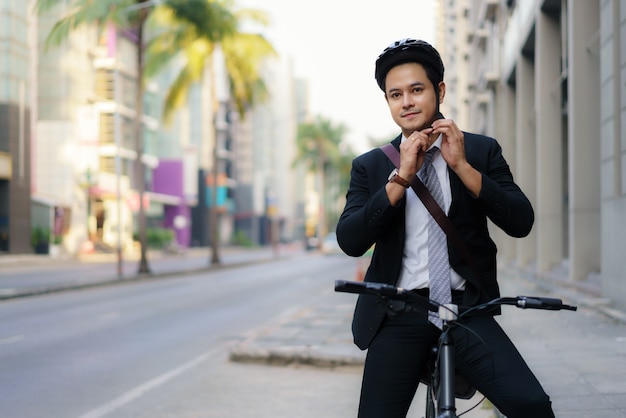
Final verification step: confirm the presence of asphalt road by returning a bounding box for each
[0,252,357,418]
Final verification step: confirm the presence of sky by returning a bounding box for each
[237,0,437,154]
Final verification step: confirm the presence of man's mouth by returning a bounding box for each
[402,110,420,118]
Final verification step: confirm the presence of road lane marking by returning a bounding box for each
[77,345,222,418]
[0,335,24,345]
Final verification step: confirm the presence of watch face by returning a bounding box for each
[387,168,399,181]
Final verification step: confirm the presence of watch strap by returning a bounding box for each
[389,172,411,188]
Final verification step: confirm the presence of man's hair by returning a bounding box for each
[374,38,445,93]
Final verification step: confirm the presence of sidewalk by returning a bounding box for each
[0,245,279,269]
[229,266,626,417]
[2,248,626,416]
[0,245,281,299]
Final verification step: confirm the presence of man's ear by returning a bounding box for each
[438,81,446,104]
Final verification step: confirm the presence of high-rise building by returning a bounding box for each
[233,55,304,247]
[437,0,626,307]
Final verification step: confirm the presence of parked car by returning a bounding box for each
[305,236,320,251]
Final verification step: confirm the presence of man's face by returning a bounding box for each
[384,62,444,137]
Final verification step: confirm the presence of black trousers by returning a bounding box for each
[357,303,554,418]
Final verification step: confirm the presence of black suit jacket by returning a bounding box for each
[336,133,534,350]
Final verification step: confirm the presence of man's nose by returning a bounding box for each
[402,94,414,108]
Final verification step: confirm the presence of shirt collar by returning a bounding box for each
[400,133,443,150]
[429,134,443,151]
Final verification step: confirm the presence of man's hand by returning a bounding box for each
[432,118,482,197]
[398,127,435,180]
[432,118,465,169]
[386,127,436,206]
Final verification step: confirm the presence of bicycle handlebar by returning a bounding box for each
[334,280,577,314]
[515,295,577,311]
[334,280,441,311]
[334,280,406,297]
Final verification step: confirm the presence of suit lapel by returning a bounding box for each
[391,134,402,148]
[381,135,404,176]
[447,168,463,218]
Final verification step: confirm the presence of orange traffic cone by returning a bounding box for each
[355,259,365,281]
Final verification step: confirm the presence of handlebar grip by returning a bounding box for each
[335,280,441,313]
[516,296,577,311]
[334,280,368,294]
[334,280,406,298]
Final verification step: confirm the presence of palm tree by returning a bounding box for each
[294,116,348,240]
[37,0,238,273]
[145,5,275,264]
[327,147,356,228]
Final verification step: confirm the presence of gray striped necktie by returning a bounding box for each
[418,147,451,328]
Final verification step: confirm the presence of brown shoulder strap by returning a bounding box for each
[381,143,401,167]
[380,143,479,278]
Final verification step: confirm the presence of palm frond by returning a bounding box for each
[146,0,276,123]
[166,0,237,42]
[222,32,276,115]
[37,0,140,50]
[293,116,348,170]
[161,39,214,124]
[144,29,198,77]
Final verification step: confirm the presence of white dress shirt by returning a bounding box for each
[396,135,466,291]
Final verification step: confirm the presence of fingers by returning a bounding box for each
[431,119,462,142]
[406,128,434,153]
[397,128,433,176]
[432,119,467,168]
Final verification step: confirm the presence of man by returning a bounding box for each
[336,38,553,418]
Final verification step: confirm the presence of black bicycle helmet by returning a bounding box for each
[374,38,445,92]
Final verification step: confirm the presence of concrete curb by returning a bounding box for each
[0,253,277,301]
[228,300,366,370]
[0,247,208,267]
[229,345,364,369]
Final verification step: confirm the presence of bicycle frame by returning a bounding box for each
[425,303,465,418]
[334,280,577,418]
[436,324,457,417]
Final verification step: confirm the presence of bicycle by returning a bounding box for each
[334,280,577,418]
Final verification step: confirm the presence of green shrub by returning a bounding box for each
[145,228,175,249]
[31,226,50,247]
[232,230,254,247]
